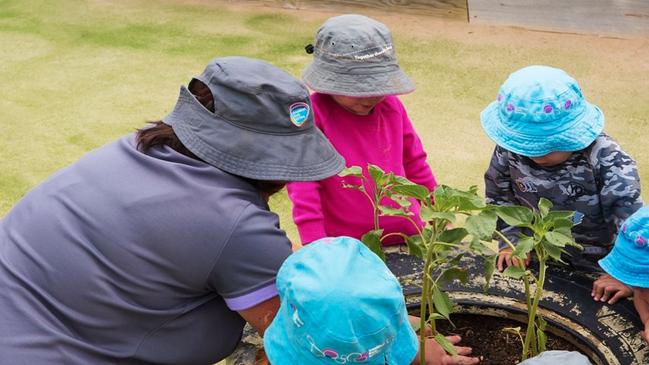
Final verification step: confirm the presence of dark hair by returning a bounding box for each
[136,79,286,199]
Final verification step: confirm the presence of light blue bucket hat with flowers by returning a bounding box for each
[599,206,649,288]
[481,65,604,157]
[263,236,418,365]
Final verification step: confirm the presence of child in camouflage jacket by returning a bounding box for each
[481,65,643,305]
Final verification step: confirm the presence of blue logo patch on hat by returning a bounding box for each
[289,102,310,127]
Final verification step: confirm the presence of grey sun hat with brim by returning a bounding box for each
[163,56,345,181]
[302,14,415,97]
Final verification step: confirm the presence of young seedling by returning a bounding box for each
[493,198,582,360]
[340,165,500,363]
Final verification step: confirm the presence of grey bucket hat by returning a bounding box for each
[163,56,345,181]
[303,14,415,97]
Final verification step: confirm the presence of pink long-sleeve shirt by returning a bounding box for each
[287,93,438,245]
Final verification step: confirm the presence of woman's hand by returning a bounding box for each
[496,247,530,272]
[411,335,480,365]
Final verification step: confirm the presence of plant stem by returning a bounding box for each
[419,259,431,365]
[522,257,547,359]
[494,230,517,251]
[419,227,439,365]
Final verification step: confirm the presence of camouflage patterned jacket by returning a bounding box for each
[485,133,643,251]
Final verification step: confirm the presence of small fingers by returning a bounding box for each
[592,282,605,301]
[445,335,462,345]
[447,355,481,365]
[454,346,473,356]
[608,290,626,305]
[505,254,513,269]
[497,255,505,272]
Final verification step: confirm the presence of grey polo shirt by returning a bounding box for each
[0,134,292,364]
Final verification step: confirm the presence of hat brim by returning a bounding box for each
[302,61,415,97]
[163,87,345,182]
[480,100,605,157]
[599,237,649,289]
[264,303,418,365]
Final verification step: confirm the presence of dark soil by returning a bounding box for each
[436,314,582,365]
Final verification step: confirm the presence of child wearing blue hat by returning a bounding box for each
[263,236,479,365]
[481,65,643,304]
[599,206,649,344]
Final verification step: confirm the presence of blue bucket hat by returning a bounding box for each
[481,65,604,157]
[599,206,649,288]
[264,236,418,365]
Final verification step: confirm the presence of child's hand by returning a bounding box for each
[411,335,480,365]
[496,247,530,272]
[591,273,633,304]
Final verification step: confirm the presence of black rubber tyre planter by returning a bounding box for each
[385,253,649,365]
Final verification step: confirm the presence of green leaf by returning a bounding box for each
[434,333,458,356]
[361,229,385,261]
[432,286,454,320]
[404,235,425,259]
[438,228,468,244]
[439,267,468,285]
[432,185,485,211]
[512,236,535,258]
[391,184,430,201]
[538,198,553,216]
[476,239,500,256]
[502,266,527,279]
[338,166,363,178]
[448,253,465,266]
[391,195,412,208]
[544,231,574,248]
[545,210,575,221]
[495,205,534,226]
[419,204,435,221]
[394,175,416,185]
[378,205,412,217]
[368,164,386,185]
[426,211,457,224]
[483,255,497,291]
[552,218,574,230]
[449,187,486,210]
[541,240,566,263]
[465,210,497,240]
[428,313,447,322]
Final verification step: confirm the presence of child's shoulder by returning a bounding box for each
[586,133,622,159]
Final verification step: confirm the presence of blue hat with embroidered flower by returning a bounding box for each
[263,236,418,365]
[599,206,649,288]
[481,65,604,157]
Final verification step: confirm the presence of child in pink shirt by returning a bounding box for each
[287,14,438,246]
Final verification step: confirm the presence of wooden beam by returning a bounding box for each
[231,0,468,20]
[468,0,649,37]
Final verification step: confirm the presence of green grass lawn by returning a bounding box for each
[1,0,648,244]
